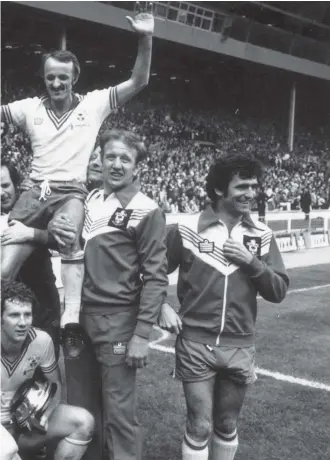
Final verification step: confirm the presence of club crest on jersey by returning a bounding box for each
[243,235,261,258]
[198,239,214,253]
[108,208,132,229]
[34,117,43,125]
[76,113,85,122]
[23,355,40,375]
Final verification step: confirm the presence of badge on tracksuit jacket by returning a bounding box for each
[108,208,133,229]
[243,235,261,259]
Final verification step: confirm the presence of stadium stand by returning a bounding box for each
[2,81,329,214]
[1,1,329,216]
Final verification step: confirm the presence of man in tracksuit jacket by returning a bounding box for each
[159,153,289,460]
[80,129,168,460]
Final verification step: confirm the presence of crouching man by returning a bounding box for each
[1,281,95,460]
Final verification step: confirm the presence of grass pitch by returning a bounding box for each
[138,264,330,460]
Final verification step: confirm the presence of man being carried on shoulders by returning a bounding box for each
[1,1,154,333]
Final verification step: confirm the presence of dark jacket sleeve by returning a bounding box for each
[166,223,183,275]
[244,235,289,303]
[134,208,169,339]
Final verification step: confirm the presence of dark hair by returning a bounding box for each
[99,129,147,165]
[1,159,21,190]
[206,153,263,202]
[41,50,81,84]
[1,281,36,317]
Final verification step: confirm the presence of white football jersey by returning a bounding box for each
[1,327,57,423]
[1,87,118,182]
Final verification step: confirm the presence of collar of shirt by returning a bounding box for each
[41,92,81,111]
[197,205,264,233]
[102,180,141,208]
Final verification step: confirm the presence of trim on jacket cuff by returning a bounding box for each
[245,257,265,278]
[134,320,153,339]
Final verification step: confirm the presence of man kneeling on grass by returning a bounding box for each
[1,281,95,460]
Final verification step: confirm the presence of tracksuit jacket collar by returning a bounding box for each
[103,180,140,208]
[197,205,264,233]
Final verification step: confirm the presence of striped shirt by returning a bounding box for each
[1,328,57,423]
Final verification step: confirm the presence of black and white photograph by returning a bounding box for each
[1,2,329,460]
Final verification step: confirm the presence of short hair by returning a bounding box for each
[99,129,147,165]
[1,159,21,190]
[41,50,81,84]
[1,281,36,317]
[206,153,264,202]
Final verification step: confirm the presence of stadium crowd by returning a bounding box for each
[1,83,329,213]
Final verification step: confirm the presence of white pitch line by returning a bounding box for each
[149,327,330,392]
[256,283,330,299]
[255,368,330,392]
[285,283,330,295]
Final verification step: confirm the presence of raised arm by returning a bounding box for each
[116,2,154,107]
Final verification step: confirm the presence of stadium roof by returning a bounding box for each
[3,1,330,82]
[201,1,330,44]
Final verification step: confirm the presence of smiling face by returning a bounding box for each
[44,57,75,103]
[102,140,138,193]
[218,173,259,217]
[0,166,16,213]
[1,299,33,346]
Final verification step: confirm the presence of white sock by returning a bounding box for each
[54,436,91,460]
[209,431,238,460]
[61,257,84,327]
[182,431,209,460]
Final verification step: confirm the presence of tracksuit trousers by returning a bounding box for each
[67,307,142,460]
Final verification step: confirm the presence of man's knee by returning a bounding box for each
[68,406,95,439]
[214,413,237,436]
[187,414,212,442]
[1,425,19,460]
[59,244,83,259]
[1,251,20,281]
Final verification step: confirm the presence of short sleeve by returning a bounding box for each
[39,332,57,374]
[1,98,37,129]
[84,87,118,125]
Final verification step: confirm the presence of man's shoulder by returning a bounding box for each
[130,192,160,212]
[4,96,42,115]
[28,327,53,347]
[86,187,101,200]
[251,219,273,235]
[77,88,110,101]
[176,212,201,228]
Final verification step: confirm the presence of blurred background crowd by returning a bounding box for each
[2,66,329,214]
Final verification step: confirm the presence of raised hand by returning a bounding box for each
[126,1,154,36]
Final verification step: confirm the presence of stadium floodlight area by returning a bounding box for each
[9,0,330,81]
